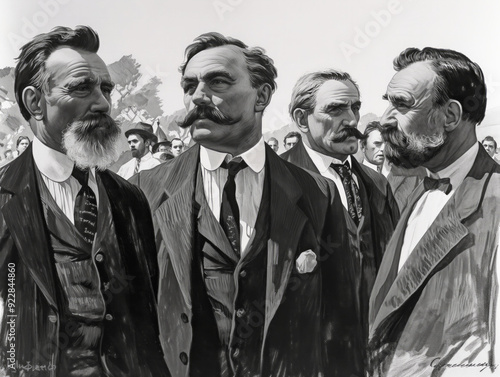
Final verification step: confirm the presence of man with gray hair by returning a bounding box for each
[282,69,399,376]
[0,26,168,376]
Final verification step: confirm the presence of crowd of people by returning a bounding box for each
[0,25,499,377]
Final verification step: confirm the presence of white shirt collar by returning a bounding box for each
[428,143,479,188]
[33,137,96,182]
[362,159,380,172]
[200,137,266,173]
[303,143,353,172]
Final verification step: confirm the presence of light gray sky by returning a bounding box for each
[2,0,500,132]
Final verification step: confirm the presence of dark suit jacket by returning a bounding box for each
[281,141,399,374]
[0,146,169,377]
[133,143,337,377]
[369,145,500,377]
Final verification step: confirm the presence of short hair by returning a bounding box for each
[284,131,302,143]
[171,138,184,146]
[16,136,30,147]
[393,47,487,125]
[15,26,100,121]
[180,32,278,93]
[289,69,359,117]
[267,137,278,144]
[482,136,497,149]
[361,121,383,147]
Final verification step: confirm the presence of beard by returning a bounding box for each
[62,113,121,170]
[381,112,446,169]
[177,105,236,129]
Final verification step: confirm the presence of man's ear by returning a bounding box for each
[443,100,462,132]
[255,83,272,112]
[292,108,309,133]
[22,86,44,120]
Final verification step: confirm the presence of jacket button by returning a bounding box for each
[181,313,189,323]
[105,314,113,321]
[233,348,240,358]
[239,270,247,278]
[179,352,188,365]
[48,314,57,323]
[95,253,104,262]
[236,308,245,318]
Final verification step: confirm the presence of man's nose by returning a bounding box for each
[191,83,211,107]
[380,106,397,127]
[90,88,111,114]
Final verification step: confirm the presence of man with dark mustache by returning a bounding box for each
[132,32,337,377]
[369,48,500,377]
[0,26,169,376]
[281,70,399,376]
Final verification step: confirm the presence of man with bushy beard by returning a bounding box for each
[131,32,337,377]
[369,48,500,377]
[281,69,399,376]
[0,26,169,377]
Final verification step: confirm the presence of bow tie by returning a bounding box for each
[423,176,452,194]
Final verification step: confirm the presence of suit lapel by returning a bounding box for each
[289,140,321,174]
[1,147,58,310]
[154,146,200,309]
[263,146,309,333]
[195,167,239,264]
[370,148,493,338]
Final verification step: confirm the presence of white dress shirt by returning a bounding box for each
[303,143,358,211]
[117,152,161,180]
[33,137,99,225]
[398,143,479,271]
[200,138,266,255]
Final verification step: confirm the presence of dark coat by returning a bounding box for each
[0,146,169,377]
[369,145,500,377]
[281,140,399,376]
[133,143,335,377]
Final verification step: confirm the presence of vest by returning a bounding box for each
[193,165,270,377]
[37,171,110,377]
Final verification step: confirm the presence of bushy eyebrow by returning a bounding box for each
[66,77,115,90]
[181,70,236,86]
[321,100,361,112]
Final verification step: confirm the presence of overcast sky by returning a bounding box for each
[2,0,499,132]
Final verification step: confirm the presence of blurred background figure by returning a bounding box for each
[361,121,385,173]
[283,131,301,151]
[482,136,500,163]
[152,138,172,160]
[481,135,497,157]
[14,136,31,158]
[117,122,161,179]
[3,149,13,162]
[267,137,279,153]
[170,137,184,157]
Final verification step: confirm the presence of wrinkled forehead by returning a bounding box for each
[183,45,249,80]
[387,61,436,98]
[367,130,383,143]
[315,79,360,104]
[44,47,110,87]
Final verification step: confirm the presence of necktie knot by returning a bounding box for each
[72,166,89,186]
[221,158,248,178]
[423,176,452,194]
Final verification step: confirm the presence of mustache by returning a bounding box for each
[331,127,366,143]
[68,113,119,139]
[177,106,235,129]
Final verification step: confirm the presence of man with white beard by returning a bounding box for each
[0,26,169,376]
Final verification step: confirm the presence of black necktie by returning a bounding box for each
[331,161,363,226]
[72,166,98,248]
[423,176,452,194]
[220,158,248,256]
